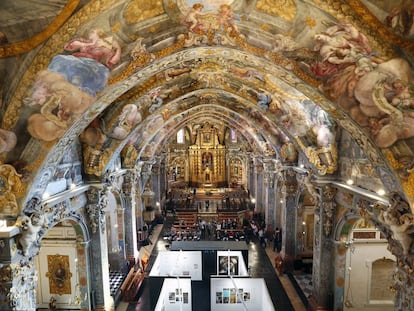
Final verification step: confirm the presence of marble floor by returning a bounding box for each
[116,217,309,311]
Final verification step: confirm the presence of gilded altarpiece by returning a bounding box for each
[189,125,226,187]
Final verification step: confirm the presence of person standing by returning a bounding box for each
[258,228,266,248]
[273,228,282,252]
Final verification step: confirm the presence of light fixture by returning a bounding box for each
[251,198,256,204]
[346,179,354,185]
[42,192,50,200]
[377,189,386,196]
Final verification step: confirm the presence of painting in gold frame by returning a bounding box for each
[46,254,72,295]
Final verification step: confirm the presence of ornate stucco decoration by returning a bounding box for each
[391,266,414,309]
[300,142,338,175]
[83,145,112,177]
[263,159,276,188]
[136,161,153,195]
[86,187,108,234]
[321,186,336,237]
[103,171,122,193]
[255,0,297,21]
[16,197,48,257]
[300,170,321,204]
[121,145,139,168]
[0,265,12,283]
[8,259,37,311]
[122,169,139,197]
[123,0,164,25]
[376,193,414,259]
[0,164,25,216]
[282,168,299,199]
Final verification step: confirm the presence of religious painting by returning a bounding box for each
[46,254,72,295]
[202,152,213,169]
[203,132,211,143]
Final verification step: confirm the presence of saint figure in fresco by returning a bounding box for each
[48,28,121,96]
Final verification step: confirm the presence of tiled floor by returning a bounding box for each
[116,217,308,311]
[293,274,313,299]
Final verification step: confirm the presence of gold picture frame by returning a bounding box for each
[46,254,72,295]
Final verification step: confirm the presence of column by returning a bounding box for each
[86,186,113,311]
[281,168,298,270]
[254,158,263,213]
[310,185,336,311]
[151,161,161,213]
[159,158,167,205]
[247,158,254,198]
[263,159,276,230]
[77,239,93,310]
[136,161,152,232]
[122,169,139,265]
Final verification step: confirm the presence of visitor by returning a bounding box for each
[273,228,282,252]
[259,228,266,248]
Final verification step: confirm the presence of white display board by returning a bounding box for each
[155,278,192,311]
[216,251,248,276]
[149,251,202,280]
[210,278,275,311]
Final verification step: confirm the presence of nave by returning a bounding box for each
[115,215,308,311]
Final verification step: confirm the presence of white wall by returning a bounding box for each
[35,240,78,309]
[344,241,395,311]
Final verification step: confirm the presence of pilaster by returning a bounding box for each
[310,185,336,310]
[86,186,113,311]
[282,168,299,268]
[122,169,139,265]
[263,159,276,230]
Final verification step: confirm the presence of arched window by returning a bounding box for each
[177,128,184,144]
[230,129,237,143]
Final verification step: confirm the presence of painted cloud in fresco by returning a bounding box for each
[26,29,121,142]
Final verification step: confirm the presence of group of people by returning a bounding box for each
[167,217,245,242]
[250,220,282,252]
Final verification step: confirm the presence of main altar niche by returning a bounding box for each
[188,124,226,188]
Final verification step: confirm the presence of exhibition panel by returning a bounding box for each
[210,278,275,311]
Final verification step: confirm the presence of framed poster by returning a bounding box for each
[218,255,239,275]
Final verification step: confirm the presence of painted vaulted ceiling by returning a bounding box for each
[0,0,414,216]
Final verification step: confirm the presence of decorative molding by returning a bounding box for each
[321,186,336,237]
[86,186,108,234]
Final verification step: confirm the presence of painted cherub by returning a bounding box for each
[183,3,206,32]
[217,4,239,33]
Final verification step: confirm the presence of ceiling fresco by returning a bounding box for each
[0,0,80,56]
[0,0,414,216]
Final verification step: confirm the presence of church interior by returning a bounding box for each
[1,1,414,310]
